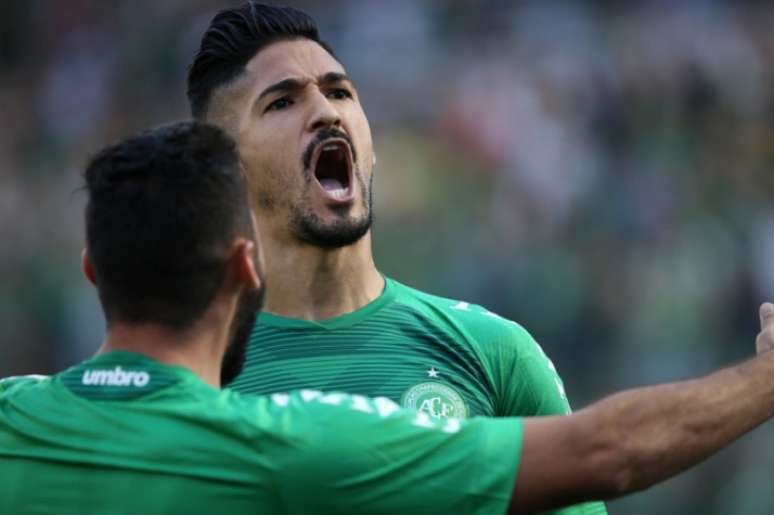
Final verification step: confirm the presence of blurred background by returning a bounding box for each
[2,0,774,512]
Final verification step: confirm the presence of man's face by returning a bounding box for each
[209,39,375,248]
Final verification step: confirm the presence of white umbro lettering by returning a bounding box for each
[271,393,290,407]
[269,390,461,429]
[350,395,375,413]
[81,366,150,387]
[442,418,461,434]
[412,411,436,429]
[300,389,322,402]
[1,374,48,383]
[449,301,521,327]
[373,397,400,417]
[319,392,347,405]
[450,301,470,311]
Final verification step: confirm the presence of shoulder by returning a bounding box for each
[242,388,459,437]
[266,388,523,513]
[215,388,384,433]
[387,277,536,350]
[0,374,49,396]
[388,276,464,313]
[225,388,411,451]
[260,389,480,455]
[250,389,405,427]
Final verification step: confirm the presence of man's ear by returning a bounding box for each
[233,240,261,291]
[81,248,97,286]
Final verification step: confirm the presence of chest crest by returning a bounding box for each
[400,367,469,419]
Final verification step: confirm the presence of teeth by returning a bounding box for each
[329,188,347,199]
[323,144,338,151]
[318,178,348,199]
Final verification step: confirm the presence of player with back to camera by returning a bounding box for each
[187,5,607,513]
[3,121,774,514]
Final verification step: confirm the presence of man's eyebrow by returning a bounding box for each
[256,73,354,103]
[319,72,353,87]
[257,77,307,101]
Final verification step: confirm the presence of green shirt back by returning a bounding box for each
[232,277,606,514]
[0,351,521,514]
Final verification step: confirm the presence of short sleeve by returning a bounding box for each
[475,318,572,417]
[471,323,610,515]
[271,391,522,515]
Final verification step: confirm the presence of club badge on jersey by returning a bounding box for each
[401,367,469,419]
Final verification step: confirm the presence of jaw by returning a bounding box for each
[288,173,372,250]
[250,135,372,248]
[306,165,371,228]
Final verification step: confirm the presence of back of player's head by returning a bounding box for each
[84,121,253,329]
[187,1,336,119]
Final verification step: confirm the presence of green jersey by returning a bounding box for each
[0,351,520,514]
[232,277,607,515]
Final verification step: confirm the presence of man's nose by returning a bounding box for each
[307,92,342,132]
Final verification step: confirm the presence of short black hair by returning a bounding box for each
[84,121,252,329]
[187,2,336,119]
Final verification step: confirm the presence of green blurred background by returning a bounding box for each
[2,1,774,513]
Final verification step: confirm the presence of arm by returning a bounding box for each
[462,309,607,513]
[511,303,774,514]
[275,392,522,515]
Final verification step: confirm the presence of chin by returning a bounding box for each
[291,208,372,249]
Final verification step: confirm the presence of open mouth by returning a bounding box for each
[311,139,354,203]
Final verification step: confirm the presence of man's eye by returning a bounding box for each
[266,98,292,112]
[327,89,352,100]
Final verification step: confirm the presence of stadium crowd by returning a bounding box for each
[2,1,773,513]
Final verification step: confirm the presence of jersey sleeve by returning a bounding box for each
[471,318,610,515]
[456,310,571,417]
[271,391,522,515]
[497,322,572,417]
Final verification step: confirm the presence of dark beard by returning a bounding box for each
[220,280,265,387]
[290,173,373,248]
[289,128,372,248]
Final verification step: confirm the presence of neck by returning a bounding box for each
[96,316,229,388]
[261,231,384,320]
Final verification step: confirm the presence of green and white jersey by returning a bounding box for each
[233,278,569,418]
[0,351,520,515]
[232,277,607,515]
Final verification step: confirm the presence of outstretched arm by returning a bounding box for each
[511,303,774,514]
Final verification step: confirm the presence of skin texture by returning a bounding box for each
[510,303,774,514]
[207,39,383,321]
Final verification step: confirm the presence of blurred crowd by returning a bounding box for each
[2,1,773,513]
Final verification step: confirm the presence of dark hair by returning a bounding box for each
[187,2,336,119]
[84,121,252,329]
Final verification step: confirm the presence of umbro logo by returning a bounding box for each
[81,366,150,387]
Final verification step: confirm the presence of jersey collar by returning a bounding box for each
[57,351,207,399]
[256,276,396,330]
